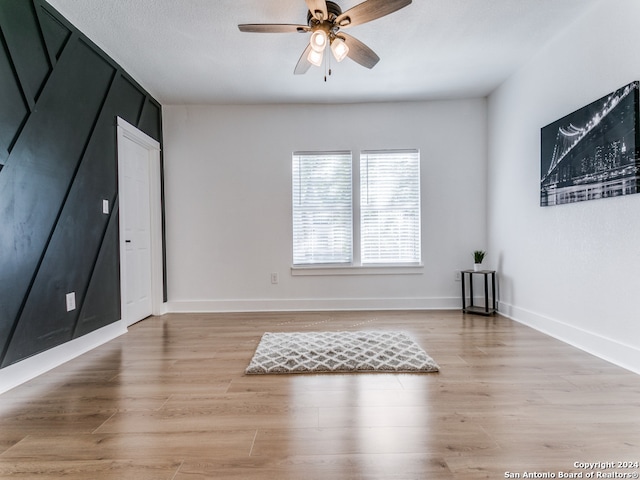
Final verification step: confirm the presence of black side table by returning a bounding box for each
[461,270,496,315]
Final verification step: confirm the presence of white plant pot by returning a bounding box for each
[473,263,482,272]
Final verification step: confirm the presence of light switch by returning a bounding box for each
[66,292,76,312]
[102,199,109,214]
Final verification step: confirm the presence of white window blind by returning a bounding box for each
[360,149,421,264]
[292,151,352,265]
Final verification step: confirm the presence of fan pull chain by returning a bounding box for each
[324,50,328,82]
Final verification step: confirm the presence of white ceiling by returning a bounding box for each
[46,0,600,105]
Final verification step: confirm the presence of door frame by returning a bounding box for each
[116,116,164,325]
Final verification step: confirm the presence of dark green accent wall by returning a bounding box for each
[0,0,163,367]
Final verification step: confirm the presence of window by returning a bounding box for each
[292,151,352,265]
[292,149,421,268]
[360,149,421,264]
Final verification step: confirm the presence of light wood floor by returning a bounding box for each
[0,311,639,479]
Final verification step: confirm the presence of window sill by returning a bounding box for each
[291,263,424,276]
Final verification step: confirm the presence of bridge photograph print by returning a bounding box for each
[540,81,640,206]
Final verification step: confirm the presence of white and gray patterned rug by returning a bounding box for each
[245,330,439,374]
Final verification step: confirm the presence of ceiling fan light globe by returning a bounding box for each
[307,48,324,66]
[309,30,328,52]
[331,37,349,62]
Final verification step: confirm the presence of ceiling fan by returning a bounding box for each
[238,0,412,74]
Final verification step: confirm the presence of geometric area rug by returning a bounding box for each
[245,330,439,374]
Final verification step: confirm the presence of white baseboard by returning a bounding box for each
[166,297,461,313]
[499,301,640,375]
[0,320,127,395]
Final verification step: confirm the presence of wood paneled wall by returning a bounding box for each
[0,0,162,367]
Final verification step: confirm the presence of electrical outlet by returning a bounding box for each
[270,272,279,284]
[66,292,76,311]
[454,271,461,282]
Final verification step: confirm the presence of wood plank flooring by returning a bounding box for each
[0,310,639,479]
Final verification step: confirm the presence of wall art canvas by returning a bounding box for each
[540,81,640,206]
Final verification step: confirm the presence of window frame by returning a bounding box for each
[291,149,423,276]
[360,149,421,265]
[292,150,353,266]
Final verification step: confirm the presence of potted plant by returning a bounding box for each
[473,250,486,271]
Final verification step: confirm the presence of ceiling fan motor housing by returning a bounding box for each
[307,1,343,25]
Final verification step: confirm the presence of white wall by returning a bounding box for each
[162,100,488,311]
[487,0,640,373]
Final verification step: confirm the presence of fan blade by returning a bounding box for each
[305,0,328,21]
[238,24,310,33]
[339,33,379,69]
[294,44,313,74]
[335,0,411,28]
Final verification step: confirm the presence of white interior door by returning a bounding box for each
[117,118,163,326]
